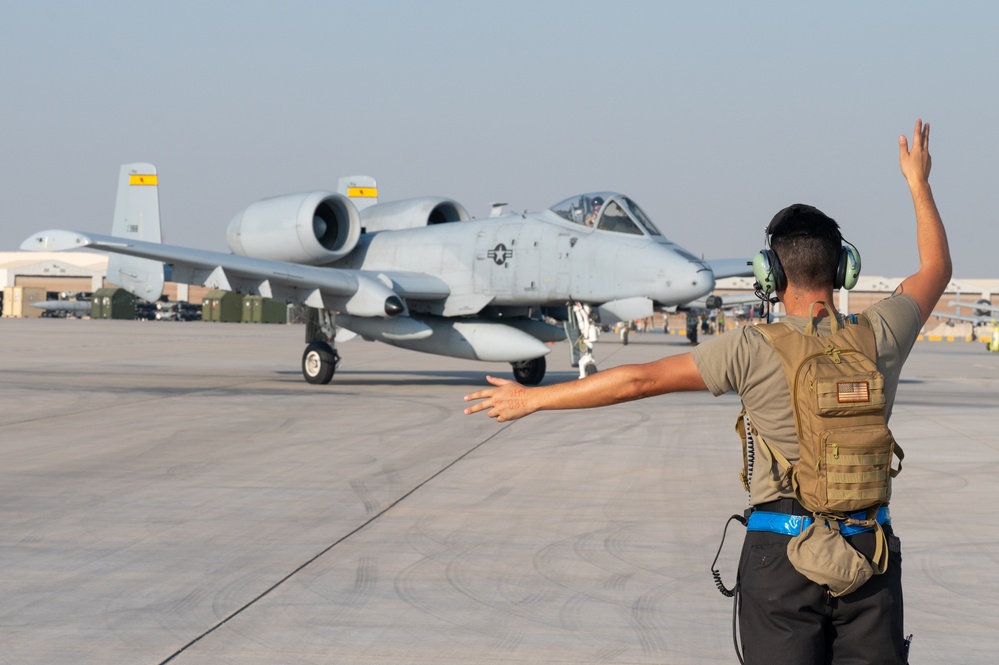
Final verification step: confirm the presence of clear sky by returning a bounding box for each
[2,1,996,277]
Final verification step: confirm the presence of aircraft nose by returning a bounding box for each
[693,263,715,293]
[646,245,718,306]
[674,260,715,302]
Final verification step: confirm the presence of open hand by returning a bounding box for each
[899,119,931,185]
[463,375,534,422]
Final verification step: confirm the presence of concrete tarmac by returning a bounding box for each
[1,319,997,664]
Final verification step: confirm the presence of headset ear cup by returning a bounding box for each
[771,251,786,292]
[837,246,861,290]
[752,249,785,294]
[835,248,846,290]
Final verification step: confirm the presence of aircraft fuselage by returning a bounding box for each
[338,211,714,314]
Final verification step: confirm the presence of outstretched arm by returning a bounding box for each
[896,119,953,323]
[463,352,708,422]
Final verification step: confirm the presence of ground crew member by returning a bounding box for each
[464,120,951,664]
[686,310,699,344]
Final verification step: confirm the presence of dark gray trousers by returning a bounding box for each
[738,525,906,665]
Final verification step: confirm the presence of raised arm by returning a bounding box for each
[463,352,707,422]
[896,119,953,323]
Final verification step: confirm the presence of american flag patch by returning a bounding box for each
[837,381,870,403]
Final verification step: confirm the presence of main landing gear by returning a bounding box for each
[300,306,548,386]
[302,341,339,385]
[511,357,546,385]
[303,308,340,385]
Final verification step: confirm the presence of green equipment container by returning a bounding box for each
[241,295,287,324]
[201,290,244,323]
[91,287,136,319]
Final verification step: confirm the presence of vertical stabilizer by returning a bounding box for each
[107,163,165,300]
[337,175,378,212]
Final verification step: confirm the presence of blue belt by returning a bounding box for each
[747,506,890,537]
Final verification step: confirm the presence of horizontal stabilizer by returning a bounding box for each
[22,230,107,252]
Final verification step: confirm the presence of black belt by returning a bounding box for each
[751,497,811,516]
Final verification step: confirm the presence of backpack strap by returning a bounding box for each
[890,438,905,477]
[749,323,804,497]
[871,519,889,574]
[759,435,795,494]
[751,321,796,344]
[735,408,751,493]
[840,506,890,575]
[736,406,796,496]
[805,301,840,336]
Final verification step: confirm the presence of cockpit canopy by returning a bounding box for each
[549,192,663,237]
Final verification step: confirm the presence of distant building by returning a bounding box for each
[0,251,211,303]
[714,275,998,334]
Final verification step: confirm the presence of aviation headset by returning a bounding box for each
[751,204,861,295]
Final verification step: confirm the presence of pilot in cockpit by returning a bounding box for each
[584,196,604,227]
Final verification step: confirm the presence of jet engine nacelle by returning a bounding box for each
[360,197,470,233]
[227,191,361,265]
[704,295,723,310]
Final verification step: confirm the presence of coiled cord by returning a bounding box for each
[710,513,746,597]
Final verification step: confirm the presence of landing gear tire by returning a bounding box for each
[511,357,546,385]
[302,342,337,385]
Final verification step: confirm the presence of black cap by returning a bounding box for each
[767,203,841,241]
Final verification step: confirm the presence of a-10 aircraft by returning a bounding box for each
[933,299,999,326]
[23,163,751,385]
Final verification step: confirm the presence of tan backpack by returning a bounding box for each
[754,304,903,514]
[737,303,904,591]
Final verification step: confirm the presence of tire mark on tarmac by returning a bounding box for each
[0,376,279,428]
[155,420,515,664]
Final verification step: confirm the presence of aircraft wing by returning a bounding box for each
[682,292,760,311]
[21,229,450,318]
[948,300,999,316]
[705,258,754,280]
[932,311,992,326]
